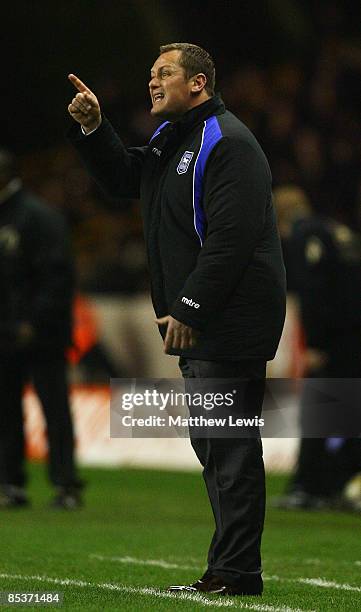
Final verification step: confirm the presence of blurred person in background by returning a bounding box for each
[0,149,83,509]
[67,43,286,596]
[274,185,361,511]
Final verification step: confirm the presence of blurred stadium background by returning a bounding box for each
[1,2,361,608]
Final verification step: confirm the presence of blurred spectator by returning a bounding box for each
[220,36,361,226]
[273,185,361,511]
[0,148,83,509]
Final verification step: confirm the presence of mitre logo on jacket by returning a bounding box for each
[181,296,200,309]
[177,151,194,174]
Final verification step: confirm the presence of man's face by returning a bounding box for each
[149,50,194,120]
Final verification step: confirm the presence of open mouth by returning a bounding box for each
[153,93,165,103]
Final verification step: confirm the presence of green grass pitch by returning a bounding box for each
[1,462,360,611]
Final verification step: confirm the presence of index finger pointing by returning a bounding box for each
[68,73,91,94]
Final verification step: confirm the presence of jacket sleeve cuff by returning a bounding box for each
[170,299,207,331]
[67,115,107,143]
[81,124,100,136]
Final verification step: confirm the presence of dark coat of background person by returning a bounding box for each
[281,211,361,505]
[289,216,361,377]
[0,190,73,353]
[0,185,81,506]
[291,216,361,496]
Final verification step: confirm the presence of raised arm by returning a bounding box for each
[67,73,147,199]
[68,73,102,134]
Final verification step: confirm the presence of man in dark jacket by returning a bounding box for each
[273,186,361,510]
[68,43,286,595]
[0,148,82,509]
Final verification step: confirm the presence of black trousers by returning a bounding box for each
[291,362,361,497]
[179,357,266,591]
[292,438,361,497]
[0,351,78,489]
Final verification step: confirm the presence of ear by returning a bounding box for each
[190,73,207,94]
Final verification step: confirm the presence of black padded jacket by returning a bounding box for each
[69,95,286,360]
[0,189,74,353]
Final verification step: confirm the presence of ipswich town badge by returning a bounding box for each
[177,151,194,175]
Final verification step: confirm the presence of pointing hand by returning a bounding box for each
[68,73,102,133]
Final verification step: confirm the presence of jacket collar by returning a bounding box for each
[157,95,225,152]
[174,94,225,132]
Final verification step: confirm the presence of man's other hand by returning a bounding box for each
[68,73,102,133]
[155,315,198,353]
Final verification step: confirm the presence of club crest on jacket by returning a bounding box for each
[177,151,194,175]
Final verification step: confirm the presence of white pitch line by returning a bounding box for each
[89,553,201,570]
[257,556,361,568]
[89,555,361,594]
[297,578,361,593]
[264,574,361,593]
[304,558,361,568]
[91,553,361,571]
[0,572,315,612]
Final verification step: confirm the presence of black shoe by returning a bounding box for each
[49,486,83,510]
[168,572,262,596]
[326,495,361,514]
[0,485,30,508]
